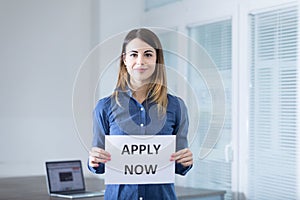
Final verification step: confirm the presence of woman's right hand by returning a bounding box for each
[89,147,111,167]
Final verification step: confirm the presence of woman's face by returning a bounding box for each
[123,38,157,87]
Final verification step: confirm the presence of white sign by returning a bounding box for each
[105,135,175,185]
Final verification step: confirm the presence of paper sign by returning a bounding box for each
[105,135,175,184]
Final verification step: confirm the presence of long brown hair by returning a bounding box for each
[113,28,168,114]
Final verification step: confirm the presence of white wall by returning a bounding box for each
[0,0,143,178]
[94,0,143,100]
[99,0,143,42]
[0,0,96,178]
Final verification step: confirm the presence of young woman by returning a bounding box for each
[88,28,193,200]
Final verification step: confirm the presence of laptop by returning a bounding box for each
[45,160,105,199]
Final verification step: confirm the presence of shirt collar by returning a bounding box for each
[114,86,132,97]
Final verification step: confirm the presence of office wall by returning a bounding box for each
[94,0,143,100]
[0,0,142,178]
[0,0,96,177]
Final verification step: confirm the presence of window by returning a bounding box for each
[181,19,232,200]
[157,30,180,94]
[249,5,299,199]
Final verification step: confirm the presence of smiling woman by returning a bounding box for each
[88,28,193,200]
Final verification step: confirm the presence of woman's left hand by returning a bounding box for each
[170,148,193,167]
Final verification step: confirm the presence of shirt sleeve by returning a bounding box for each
[174,97,193,175]
[88,98,110,174]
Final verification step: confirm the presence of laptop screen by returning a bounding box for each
[46,160,85,193]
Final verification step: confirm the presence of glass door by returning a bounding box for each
[184,19,233,200]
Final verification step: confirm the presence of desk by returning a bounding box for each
[0,176,225,200]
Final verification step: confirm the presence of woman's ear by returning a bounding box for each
[122,53,127,66]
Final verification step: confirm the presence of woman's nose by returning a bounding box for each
[136,54,144,65]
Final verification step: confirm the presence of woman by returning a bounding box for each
[88,28,193,200]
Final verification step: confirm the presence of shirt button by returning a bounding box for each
[140,107,144,111]
[140,123,144,127]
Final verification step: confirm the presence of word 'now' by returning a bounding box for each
[124,164,158,175]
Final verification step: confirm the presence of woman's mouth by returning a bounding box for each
[134,67,147,72]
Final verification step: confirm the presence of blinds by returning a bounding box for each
[249,5,298,200]
[184,19,232,200]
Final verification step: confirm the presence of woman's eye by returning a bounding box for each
[130,53,138,57]
[145,53,153,57]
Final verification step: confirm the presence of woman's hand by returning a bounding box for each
[170,148,193,167]
[89,147,111,167]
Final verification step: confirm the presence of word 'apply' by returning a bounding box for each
[121,144,161,176]
[121,144,161,155]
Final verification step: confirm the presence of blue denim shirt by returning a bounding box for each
[88,89,192,200]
